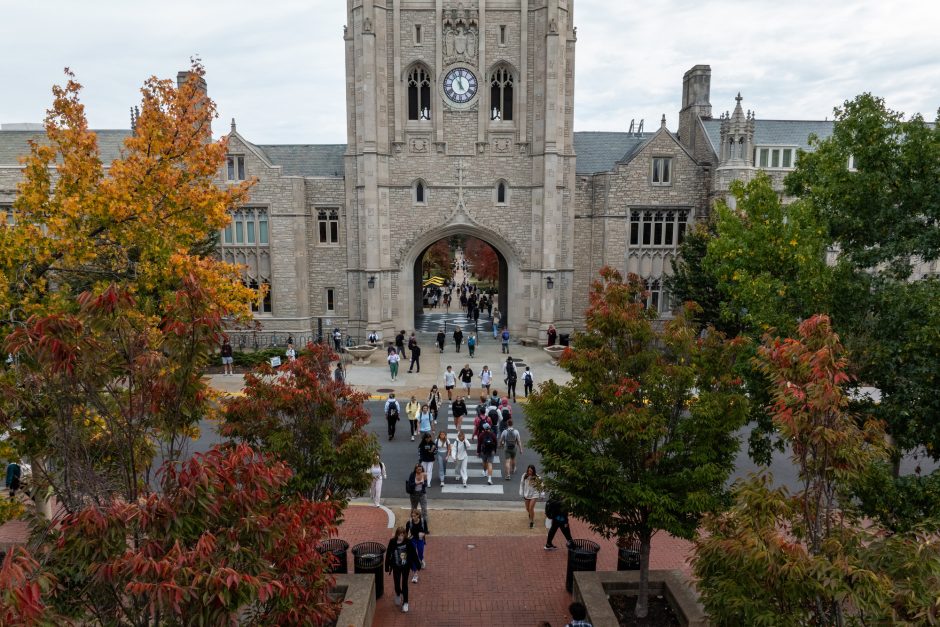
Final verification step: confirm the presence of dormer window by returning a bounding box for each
[755,147,796,170]
[227,155,245,181]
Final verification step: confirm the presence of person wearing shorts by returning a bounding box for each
[443,366,457,400]
[220,339,234,376]
[458,364,474,396]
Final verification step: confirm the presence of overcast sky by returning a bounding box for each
[1,0,938,144]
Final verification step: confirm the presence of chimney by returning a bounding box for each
[177,70,210,139]
[678,64,712,155]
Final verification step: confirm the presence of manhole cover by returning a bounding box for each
[376,388,394,393]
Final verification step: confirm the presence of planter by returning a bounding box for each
[544,345,567,362]
[573,570,708,627]
[345,345,378,365]
[329,574,376,627]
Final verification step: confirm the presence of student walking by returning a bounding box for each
[453,327,464,352]
[395,330,407,359]
[388,349,400,381]
[480,365,493,395]
[406,464,429,522]
[427,385,441,425]
[452,395,467,432]
[478,422,498,485]
[519,465,541,528]
[436,328,446,353]
[522,366,535,397]
[406,509,430,581]
[408,342,421,373]
[385,526,420,613]
[452,431,470,487]
[417,406,434,439]
[500,327,511,353]
[369,455,387,507]
[444,366,457,400]
[499,419,523,480]
[467,332,477,357]
[505,357,518,401]
[544,493,575,550]
[458,364,474,396]
[406,396,421,441]
[418,433,437,480]
[384,394,401,440]
[434,431,450,487]
[220,339,234,376]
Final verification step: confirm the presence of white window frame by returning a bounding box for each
[755,147,797,170]
[651,157,672,186]
[226,155,246,181]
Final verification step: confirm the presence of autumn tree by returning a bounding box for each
[463,237,499,285]
[222,342,378,505]
[0,62,255,513]
[694,315,940,626]
[526,268,749,619]
[422,239,453,280]
[0,444,341,626]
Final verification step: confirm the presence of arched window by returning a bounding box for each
[408,66,432,121]
[414,179,427,205]
[496,180,508,205]
[490,67,514,121]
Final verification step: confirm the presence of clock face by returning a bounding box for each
[443,68,478,104]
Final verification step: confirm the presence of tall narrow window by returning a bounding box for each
[499,25,507,45]
[496,181,508,205]
[258,210,268,244]
[490,67,514,121]
[318,209,340,244]
[234,211,245,243]
[3,206,14,227]
[677,210,688,244]
[630,211,640,245]
[408,66,432,121]
[642,211,653,245]
[415,24,422,45]
[326,288,335,312]
[261,279,272,313]
[415,180,426,204]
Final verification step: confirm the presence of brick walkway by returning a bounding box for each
[337,504,693,626]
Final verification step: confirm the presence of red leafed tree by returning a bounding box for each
[463,237,499,285]
[423,239,453,279]
[0,444,341,626]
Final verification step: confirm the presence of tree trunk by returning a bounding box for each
[635,531,653,619]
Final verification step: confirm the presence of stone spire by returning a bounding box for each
[719,93,755,166]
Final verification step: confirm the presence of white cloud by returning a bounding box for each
[1,0,938,143]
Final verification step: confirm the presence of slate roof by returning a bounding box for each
[256,144,346,177]
[701,119,834,155]
[0,129,132,166]
[573,131,653,174]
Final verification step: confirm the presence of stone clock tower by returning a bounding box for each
[344,0,577,341]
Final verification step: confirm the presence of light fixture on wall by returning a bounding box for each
[546,276,554,290]
[368,275,376,289]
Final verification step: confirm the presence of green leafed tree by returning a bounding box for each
[694,315,940,626]
[526,267,749,619]
[222,342,378,506]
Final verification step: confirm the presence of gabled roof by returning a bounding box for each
[701,119,835,154]
[0,129,132,166]
[255,144,346,178]
[573,131,653,174]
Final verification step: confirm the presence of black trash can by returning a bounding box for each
[617,538,641,571]
[559,333,571,347]
[352,542,386,599]
[318,539,349,574]
[565,539,600,592]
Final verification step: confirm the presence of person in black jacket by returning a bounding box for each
[436,328,446,353]
[453,327,464,353]
[544,494,574,550]
[408,342,421,373]
[385,526,421,613]
[405,508,430,582]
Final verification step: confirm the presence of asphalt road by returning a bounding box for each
[176,401,938,502]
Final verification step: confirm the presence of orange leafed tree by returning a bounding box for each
[463,237,499,284]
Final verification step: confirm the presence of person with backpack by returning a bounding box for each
[453,327,464,353]
[499,419,523,481]
[452,395,467,432]
[480,365,493,395]
[406,395,421,441]
[427,385,441,425]
[452,431,470,488]
[500,327,511,353]
[473,403,493,444]
[522,366,535,397]
[385,526,420,613]
[504,357,518,401]
[406,464,429,522]
[436,328,446,353]
[458,364,474,396]
[544,493,574,550]
[497,400,512,437]
[467,332,477,357]
[406,508,430,582]
[384,394,401,441]
[478,422,498,485]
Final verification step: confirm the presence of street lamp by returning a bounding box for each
[368,275,376,289]
[546,276,554,290]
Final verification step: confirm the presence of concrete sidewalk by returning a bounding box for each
[206,338,572,400]
[338,502,694,625]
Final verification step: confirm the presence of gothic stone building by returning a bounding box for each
[6,0,906,345]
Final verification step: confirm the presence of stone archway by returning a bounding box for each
[399,223,520,336]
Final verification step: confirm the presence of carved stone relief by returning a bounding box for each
[442,4,479,64]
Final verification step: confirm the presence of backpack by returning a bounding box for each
[481,431,497,455]
[504,428,517,451]
[468,336,476,347]
[523,370,533,383]
[387,403,399,420]
[405,478,415,495]
[502,330,510,341]
[487,408,500,424]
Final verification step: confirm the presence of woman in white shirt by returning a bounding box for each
[388,349,401,381]
[519,464,541,528]
[480,365,493,395]
[451,431,470,488]
[369,455,387,507]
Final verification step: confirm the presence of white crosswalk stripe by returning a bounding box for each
[431,402,508,494]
